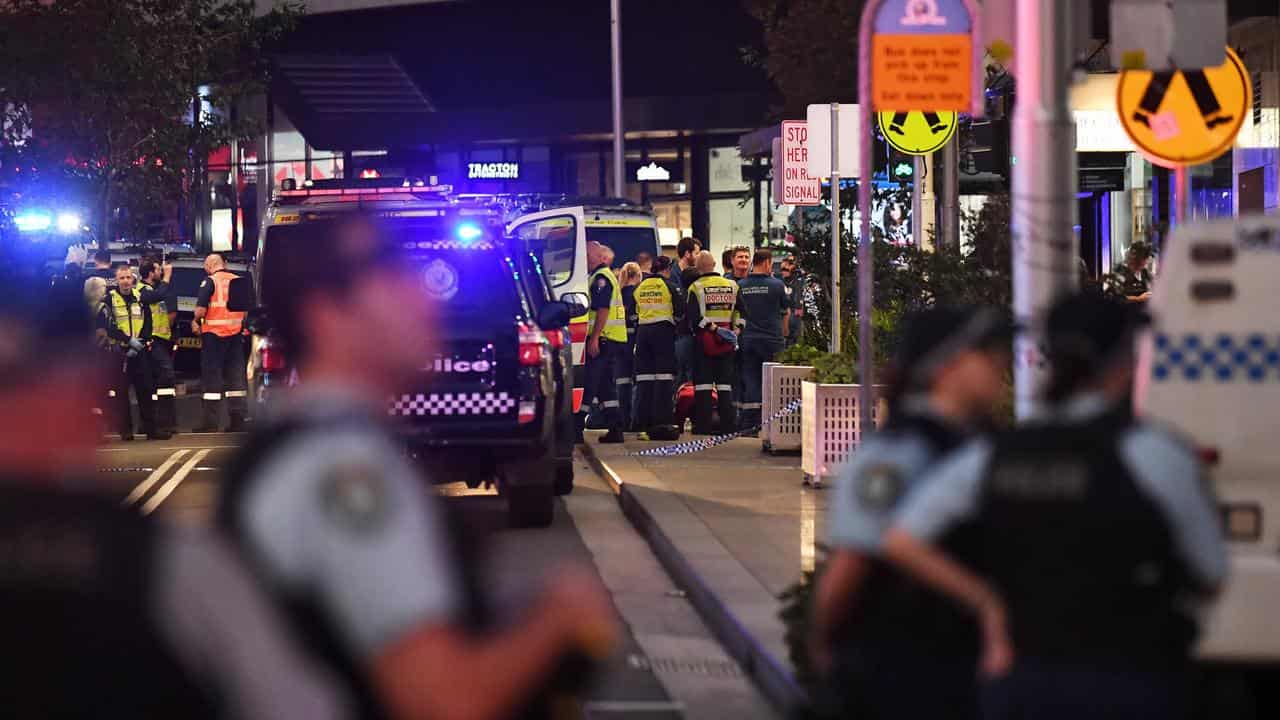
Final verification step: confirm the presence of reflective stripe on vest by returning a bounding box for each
[142,283,171,341]
[109,290,144,343]
[204,271,245,337]
[587,267,628,343]
[691,275,738,329]
[635,277,674,325]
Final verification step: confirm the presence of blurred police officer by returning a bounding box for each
[618,261,643,431]
[810,307,1012,720]
[687,251,745,435]
[633,256,685,440]
[735,249,789,432]
[106,263,168,440]
[221,217,620,720]
[194,253,248,433]
[584,241,627,443]
[884,293,1227,720]
[779,256,805,348]
[140,260,179,437]
[0,273,351,720]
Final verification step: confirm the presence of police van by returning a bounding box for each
[503,197,661,413]
[1135,214,1280,664]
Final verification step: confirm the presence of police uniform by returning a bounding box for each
[619,282,638,430]
[143,280,178,436]
[896,395,1226,719]
[1108,262,1154,300]
[584,263,628,435]
[782,270,806,347]
[632,272,685,434]
[196,269,249,431]
[106,285,162,439]
[686,272,745,434]
[736,272,789,429]
[219,386,465,718]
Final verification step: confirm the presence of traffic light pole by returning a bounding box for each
[610,0,625,198]
[830,102,842,354]
[1012,0,1080,418]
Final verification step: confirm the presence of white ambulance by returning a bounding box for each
[505,198,661,413]
[1135,214,1280,662]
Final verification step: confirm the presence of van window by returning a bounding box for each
[585,226,658,268]
[515,216,576,287]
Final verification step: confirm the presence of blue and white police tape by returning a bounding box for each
[627,398,803,457]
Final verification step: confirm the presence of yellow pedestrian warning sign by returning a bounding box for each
[877,110,958,155]
[1117,47,1251,168]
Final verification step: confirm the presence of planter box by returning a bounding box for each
[801,381,887,485]
[761,362,813,454]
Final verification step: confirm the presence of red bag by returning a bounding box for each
[698,327,736,357]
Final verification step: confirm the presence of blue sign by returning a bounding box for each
[875,0,972,35]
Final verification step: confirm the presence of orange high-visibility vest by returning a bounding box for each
[203,271,245,337]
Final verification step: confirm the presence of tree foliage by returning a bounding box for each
[742,0,864,119]
[0,0,300,243]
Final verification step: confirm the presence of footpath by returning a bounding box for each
[581,433,829,716]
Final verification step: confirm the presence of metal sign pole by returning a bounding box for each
[1173,165,1190,227]
[912,155,925,247]
[830,102,842,354]
[856,3,877,435]
[610,0,625,198]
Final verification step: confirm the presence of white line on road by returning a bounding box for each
[140,449,211,516]
[583,701,686,713]
[122,449,189,507]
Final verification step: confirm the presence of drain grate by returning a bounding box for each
[627,654,744,678]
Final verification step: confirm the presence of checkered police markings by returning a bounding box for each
[389,392,517,416]
[626,399,803,458]
[1152,333,1280,383]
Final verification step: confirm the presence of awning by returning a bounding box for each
[738,125,781,158]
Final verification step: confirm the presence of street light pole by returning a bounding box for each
[610,0,625,198]
[1011,0,1079,418]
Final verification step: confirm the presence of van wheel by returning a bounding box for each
[506,485,555,528]
[554,461,574,496]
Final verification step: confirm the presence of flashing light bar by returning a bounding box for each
[14,212,52,232]
[278,183,453,199]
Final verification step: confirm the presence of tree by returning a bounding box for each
[742,0,864,119]
[0,0,300,246]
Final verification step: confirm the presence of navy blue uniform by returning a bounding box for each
[619,284,637,429]
[584,264,624,433]
[735,272,788,429]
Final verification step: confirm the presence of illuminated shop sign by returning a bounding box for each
[467,162,520,180]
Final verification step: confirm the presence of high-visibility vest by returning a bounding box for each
[142,283,171,341]
[108,290,145,344]
[690,275,740,329]
[203,270,245,337]
[587,266,628,343]
[635,276,674,325]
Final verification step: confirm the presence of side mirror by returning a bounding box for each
[227,275,257,312]
[537,301,572,330]
[559,291,590,318]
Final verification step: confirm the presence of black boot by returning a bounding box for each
[599,429,625,444]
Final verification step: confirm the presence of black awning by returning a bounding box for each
[271,54,434,151]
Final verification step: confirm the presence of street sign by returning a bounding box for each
[774,122,821,206]
[1109,0,1226,71]
[1117,47,1250,168]
[871,0,975,112]
[877,110,957,155]
[805,104,861,178]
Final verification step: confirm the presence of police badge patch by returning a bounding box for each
[856,464,905,510]
[423,258,460,302]
[595,276,610,291]
[321,464,390,532]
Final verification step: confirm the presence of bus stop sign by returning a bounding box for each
[871,0,975,112]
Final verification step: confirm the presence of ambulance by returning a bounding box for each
[505,198,661,413]
[1135,214,1280,663]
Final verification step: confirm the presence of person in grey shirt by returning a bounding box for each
[222,216,620,720]
[735,248,790,431]
[0,273,350,720]
[882,293,1226,720]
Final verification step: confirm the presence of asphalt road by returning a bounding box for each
[97,431,777,720]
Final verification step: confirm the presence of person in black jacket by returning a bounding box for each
[104,263,172,440]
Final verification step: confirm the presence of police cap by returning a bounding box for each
[1046,292,1149,367]
[896,306,1014,391]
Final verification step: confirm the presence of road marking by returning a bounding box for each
[122,450,189,507]
[140,449,211,516]
[583,700,686,713]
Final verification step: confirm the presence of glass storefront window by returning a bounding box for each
[709,146,747,193]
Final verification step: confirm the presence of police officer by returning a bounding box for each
[778,256,805,347]
[221,217,620,720]
[106,263,168,440]
[0,274,352,720]
[618,261,643,431]
[809,307,1012,720]
[633,256,685,440]
[193,253,248,433]
[735,249,789,431]
[140,260,179,437]
[883,293,1227,720]
[1108,240,1155,303]
[584,241,628,443]
[687,250,745,435]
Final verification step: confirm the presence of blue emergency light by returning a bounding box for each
[14,212,51,232]
[455,223,484,243]
[56,212,82,233]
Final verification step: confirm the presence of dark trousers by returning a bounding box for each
[694,344,735,435]
[116,352,157,437]
[739,336,783,429]
[200,333,247,429]
[634,323,676,431]
[820,647,978,720]
[617,339,635,430]
[675,334,696,386]
[785,314,804,348]
[583,339,623,432]
[148,338,177,434]
[981,661,1186,720]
